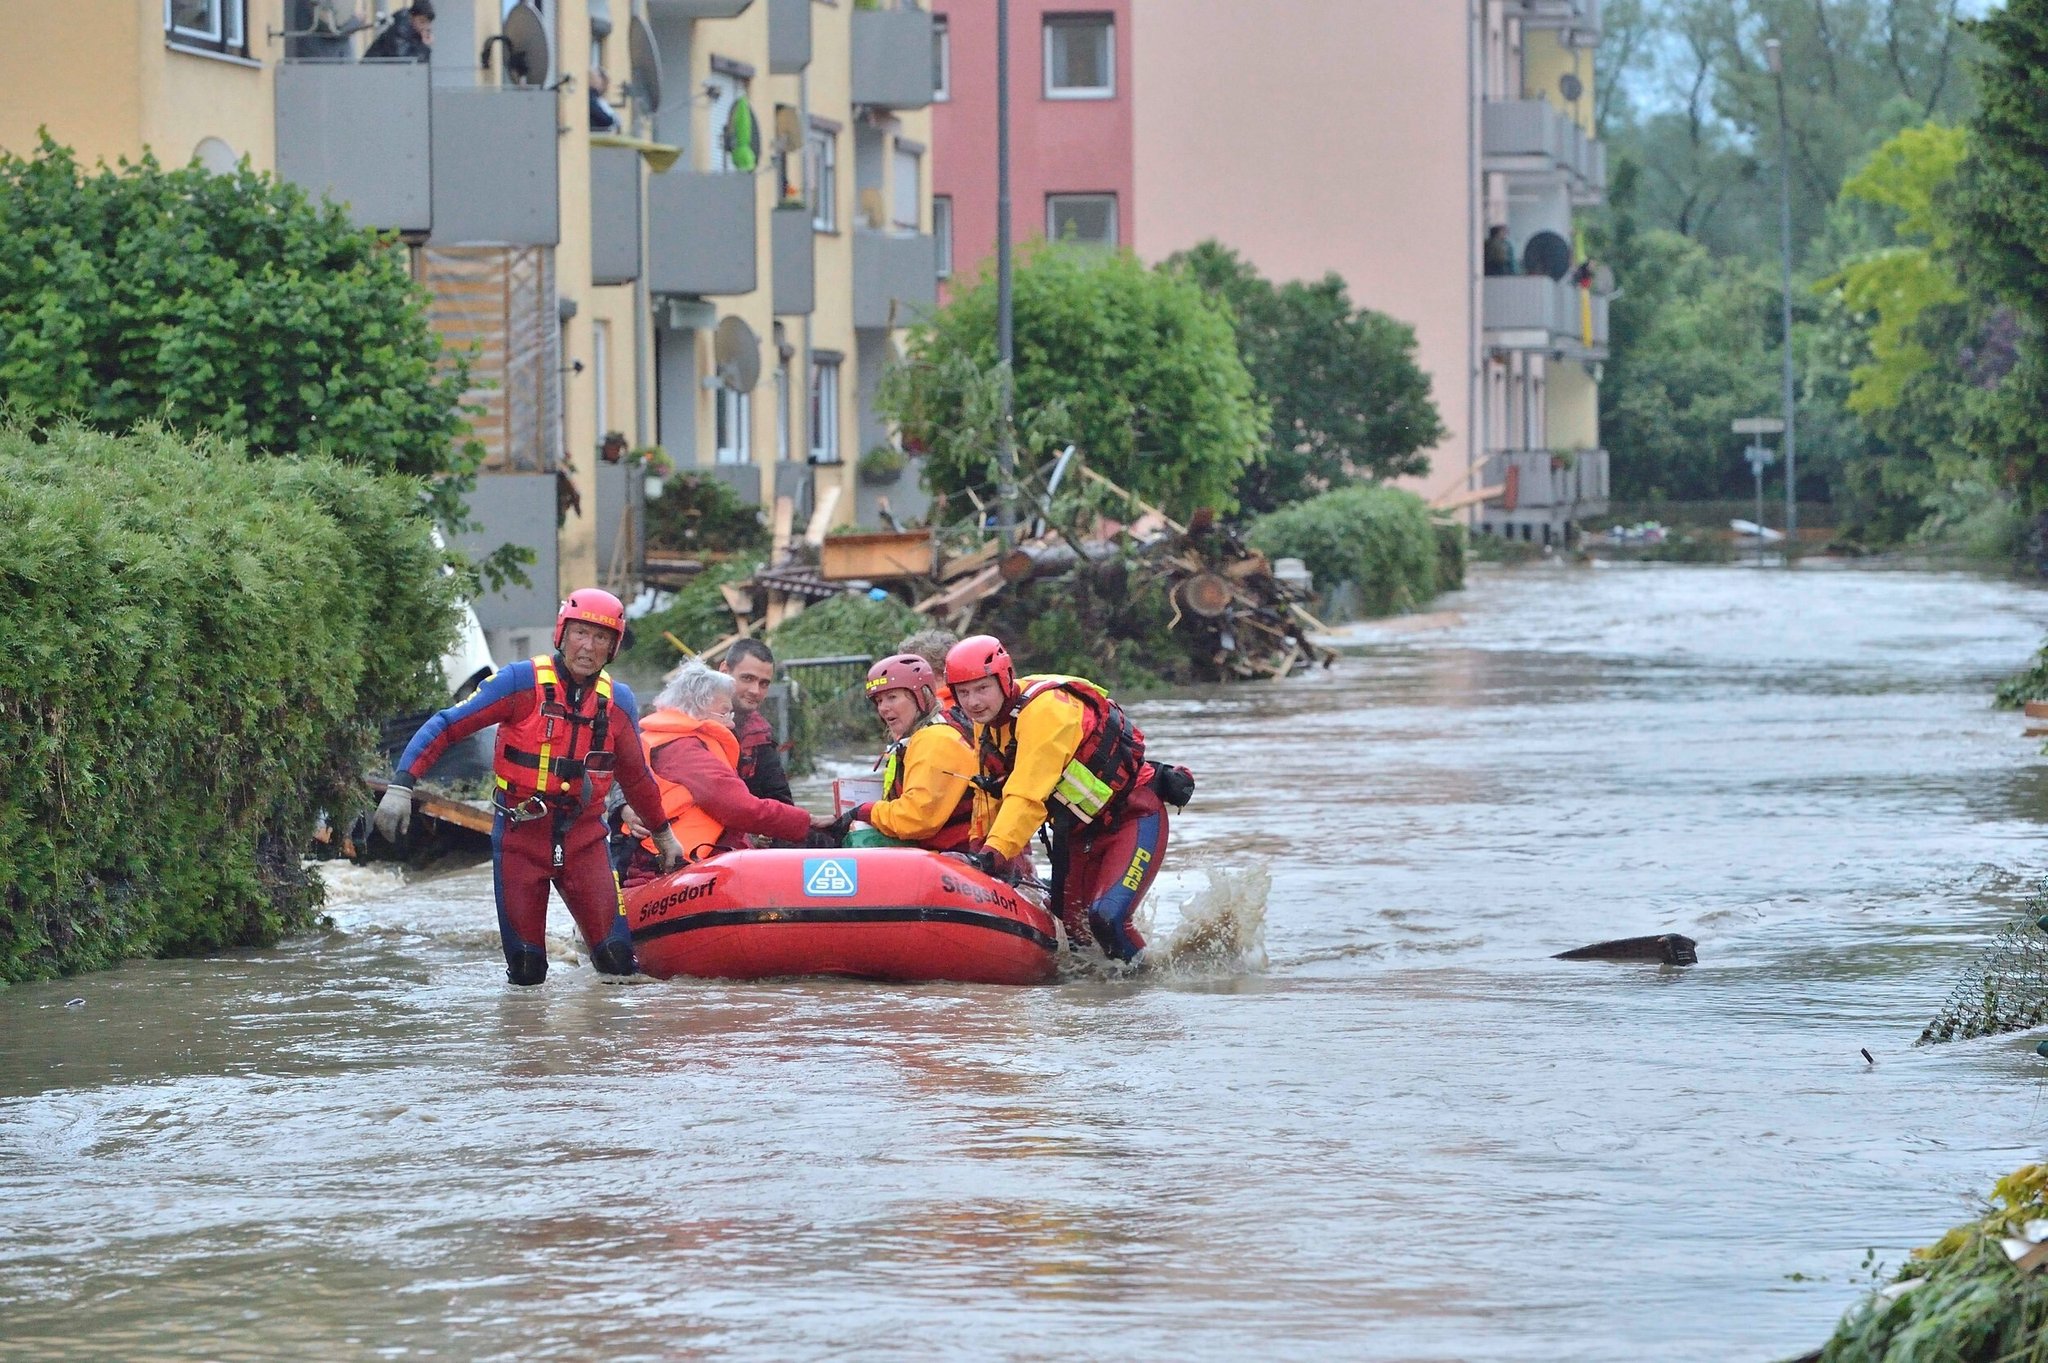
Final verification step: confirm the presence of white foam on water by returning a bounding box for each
[1142,863,1271,977]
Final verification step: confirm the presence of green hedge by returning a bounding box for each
[0,424,457,981]
[1246,484,1443,617]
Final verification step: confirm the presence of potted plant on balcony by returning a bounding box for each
[858,444,907,486]
[632,446,676,500]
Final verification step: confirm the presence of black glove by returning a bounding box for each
[962,849,1008,881]
[829,807,860,837]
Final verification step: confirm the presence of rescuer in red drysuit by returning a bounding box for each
[945,635,1193,962]
[373,590,685,985]
[617,660,813,888]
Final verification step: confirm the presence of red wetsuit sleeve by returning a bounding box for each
[652,736,813,843]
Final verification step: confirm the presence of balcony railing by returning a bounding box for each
[1481,449,1609,514]
[852,4,935,109]
[1482,99,1604,201]
[647,171,757,297]
[773,206,815,315]
[1483,275,1608,355]
[430,87,561,246]
[769,0,811,73]
[1517,0,1601,40]
[274,61,432,235]
[646,0,753,19]
[853,230,937,329]
[590,145,641,286]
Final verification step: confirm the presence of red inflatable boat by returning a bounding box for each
[624,848,1060,985]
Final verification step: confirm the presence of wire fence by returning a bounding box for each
[1920,887,2048,1045]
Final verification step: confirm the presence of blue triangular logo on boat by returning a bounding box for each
[802,857,858,897]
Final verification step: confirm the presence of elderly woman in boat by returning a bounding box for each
[620,660,814,887]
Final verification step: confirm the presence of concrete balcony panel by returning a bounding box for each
[852,6,935,110]
[769,0,812,73]
[773,207,815,315]
[430,88,560,246]
[1518,0,1600,40]
[275,62,432,235]
[853,230,937,330]
[1485,98,1603,198]
[647,170,758,297]
[591,145,641,285]
[1483,275,1608,355]
[647,0,753,18]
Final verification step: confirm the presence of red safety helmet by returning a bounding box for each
[555,588,627,661]
[865,653,937,711]
[943,633,1015,696]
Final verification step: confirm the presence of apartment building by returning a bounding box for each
[934,0,1609,542]
[0,0,939,657]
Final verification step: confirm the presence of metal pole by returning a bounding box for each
[995,0,1017,549]
[1770,43,1798,552]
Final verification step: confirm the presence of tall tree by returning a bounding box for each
[1167,242,1445,514]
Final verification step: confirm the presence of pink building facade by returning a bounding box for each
[930,0,1135,292]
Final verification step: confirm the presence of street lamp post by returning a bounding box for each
[994,0,1017,548]
[1765,37,1798,552]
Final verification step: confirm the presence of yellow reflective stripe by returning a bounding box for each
[532,655,557,793]
[1053,757,1113,820]
[881,748,901,798]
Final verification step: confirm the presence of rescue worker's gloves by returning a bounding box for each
[831,807,862,837]
[652,826,687,873]
[961,848,1004,880]
[372,785,414,843]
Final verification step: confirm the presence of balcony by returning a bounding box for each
[769,0,811,73]
[1517,0,1601,42]
[647,0,753,18]
[274,61,432,235]
[429,87,560,246]
[852,5,935,110]
[853,230,937,330]
[1483,275,1607,356]
[1481,449,1609,516]
[646,170,757,297]
[1483,99,1605,202]
[590,145,641,286]
[773,207,815,315]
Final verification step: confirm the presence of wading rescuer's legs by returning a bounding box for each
[490,815,637,985]
[1055,781,1170,962]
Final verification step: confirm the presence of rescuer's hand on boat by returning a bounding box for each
[652,826,687,873]
[372,785,413,843]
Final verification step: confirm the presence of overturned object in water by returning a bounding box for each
[1554,933,1698,965]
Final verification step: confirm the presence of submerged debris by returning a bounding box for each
[1917,896,2048,1044]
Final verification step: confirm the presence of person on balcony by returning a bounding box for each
[362,0,433,61]
[1484,224,1518,277]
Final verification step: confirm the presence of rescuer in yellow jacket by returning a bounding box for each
[945,634,1190,962]
[824,653,977,850]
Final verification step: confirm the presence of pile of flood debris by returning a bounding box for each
[692,453,1335,681]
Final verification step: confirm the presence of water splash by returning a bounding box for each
[1143,864,1271,976]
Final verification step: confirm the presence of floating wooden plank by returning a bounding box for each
[364,777,494,835]
[2025,700,2048,720]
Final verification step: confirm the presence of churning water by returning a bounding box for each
[8,562,2048,1361]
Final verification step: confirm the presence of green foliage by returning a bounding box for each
[1820,1164,2048,1362]
[0,423,457,982]
[1246,485,1442,618]
[618,560,760,672]
[1433,520,1467,594]
[882,242,1265,517]
[1166,241,1446,513]
[765,593,925,661]
[1995,641,2048,711]
[641,475,768,558]
[979,559,1188,693]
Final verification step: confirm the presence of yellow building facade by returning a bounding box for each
[0,0,938,656]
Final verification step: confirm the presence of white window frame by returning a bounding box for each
[932,16,951,102]
[715,387,752,465]
[1043,14,1114,100]
[809,359,841,464]
[165,0,247,53]
[933,196,954,279]
[891,144,922,232]
[1046,193,1118,248]
[807,128,838,232]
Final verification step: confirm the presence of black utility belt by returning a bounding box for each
[498,750,617,778]
[493,791,585,823]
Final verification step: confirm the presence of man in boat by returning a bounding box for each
[720,639,795,807]
[945,635,1191,962]
[620,660,814,887]
[822,653,977,851]
[372,589,685,986]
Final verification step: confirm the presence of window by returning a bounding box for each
[933,196,954,278]
[165,0,247,54]
[892,145,921,231]
[716,387,751,465]
[706,71,745,172]
[810,359,841,464]
[807,128,838,232]
[1047,193,1117,248]
[1044,15,1113,99]
[932,17,951,101]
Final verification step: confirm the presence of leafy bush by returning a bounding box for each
[766,593,925,661]
[618,560,761,673]
[0,423,457,982]
[1433,519,1467,594]
[1247,484,1441,617]
[641,474,768,558]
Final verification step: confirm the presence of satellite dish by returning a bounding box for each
[1523,230,1572,281]
[714,316,761,393]
[500,2,552,87]
[1559,72,1584,102]
[627,15,663,114]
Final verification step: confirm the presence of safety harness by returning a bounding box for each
[979,676,1145,825]
[878,706,977,847]
[492,655,618,842]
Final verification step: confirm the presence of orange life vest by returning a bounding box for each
[492,655,619,814]
[638,709,741,861]
[879,706,976,850]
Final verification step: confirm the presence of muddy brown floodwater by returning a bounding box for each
[9,562,2048,1361]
